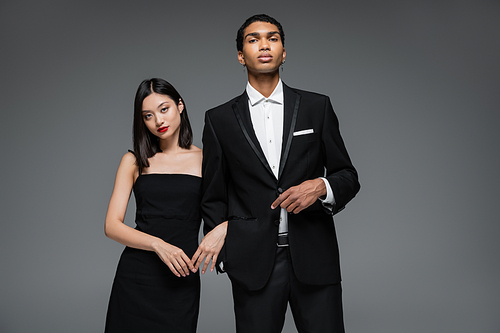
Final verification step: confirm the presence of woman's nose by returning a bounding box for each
[156,116,164,126]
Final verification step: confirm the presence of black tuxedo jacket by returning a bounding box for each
[201,83,360,291]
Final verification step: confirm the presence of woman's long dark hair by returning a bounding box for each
[132,78,193,173]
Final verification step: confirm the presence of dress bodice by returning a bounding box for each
[132,173,201,250]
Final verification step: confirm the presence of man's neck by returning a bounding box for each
[247,71,280,98]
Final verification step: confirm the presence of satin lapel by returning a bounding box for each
[232,92,275,178]
[278,84,301,179]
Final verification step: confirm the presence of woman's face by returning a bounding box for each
[141,92,183,140]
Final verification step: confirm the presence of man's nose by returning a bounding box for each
[259,40,270,51]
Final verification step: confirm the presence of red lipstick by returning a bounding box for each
[158,126,168,133]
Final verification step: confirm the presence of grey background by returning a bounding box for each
[1,0,499,332]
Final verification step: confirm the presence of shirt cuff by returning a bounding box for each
[318,177,335,210]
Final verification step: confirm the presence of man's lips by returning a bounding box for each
[258,53,273,62]
[158,126,168,133]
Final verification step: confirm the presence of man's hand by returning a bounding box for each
[271,179,326,214]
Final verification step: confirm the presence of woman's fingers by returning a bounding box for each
[158,245,194,277]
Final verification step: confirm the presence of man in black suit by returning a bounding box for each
[192,14,360,333]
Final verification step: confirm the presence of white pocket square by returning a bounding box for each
[293,129,314,136]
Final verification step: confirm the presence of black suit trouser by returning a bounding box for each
[231,246,345,333]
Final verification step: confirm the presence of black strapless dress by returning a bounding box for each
[105,174,201,333]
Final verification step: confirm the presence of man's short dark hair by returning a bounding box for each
[236,14,285,52]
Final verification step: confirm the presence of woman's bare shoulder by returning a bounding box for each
[181,145,202,176]
[187,145,202,153]
[122,151,137,163]
[117,152,139,178]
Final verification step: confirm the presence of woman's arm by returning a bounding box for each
[104,152,195,277]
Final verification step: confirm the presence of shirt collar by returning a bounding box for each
[246,79,283,106]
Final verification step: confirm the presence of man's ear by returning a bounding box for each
[238,51,245,66]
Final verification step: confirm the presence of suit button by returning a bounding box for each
[274,220,280,226]
[277,187,283,194]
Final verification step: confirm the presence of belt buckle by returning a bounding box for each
[277,233,289,247]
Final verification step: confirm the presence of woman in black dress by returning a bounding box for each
[104,78,204,333]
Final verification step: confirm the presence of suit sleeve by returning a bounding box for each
[321,97,360,215]
[201,112,228,232]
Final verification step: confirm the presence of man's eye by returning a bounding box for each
[270,37,278,42]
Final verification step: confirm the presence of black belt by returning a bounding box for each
[277,234,289,247]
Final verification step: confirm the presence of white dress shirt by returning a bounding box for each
[246,80,335,234]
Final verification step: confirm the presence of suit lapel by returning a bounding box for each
[232,92,275,178]
[278,84,301,180]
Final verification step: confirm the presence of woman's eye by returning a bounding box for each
[161,107,168,112]
[144,114,152,120]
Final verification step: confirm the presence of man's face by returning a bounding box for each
[238,21,286,75]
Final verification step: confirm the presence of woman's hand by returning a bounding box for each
[192,222,228,274]
[152,241,195,277]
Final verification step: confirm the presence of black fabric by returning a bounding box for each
[231,247,345,333]
[105,174,201,333]
[202,84,360,290]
